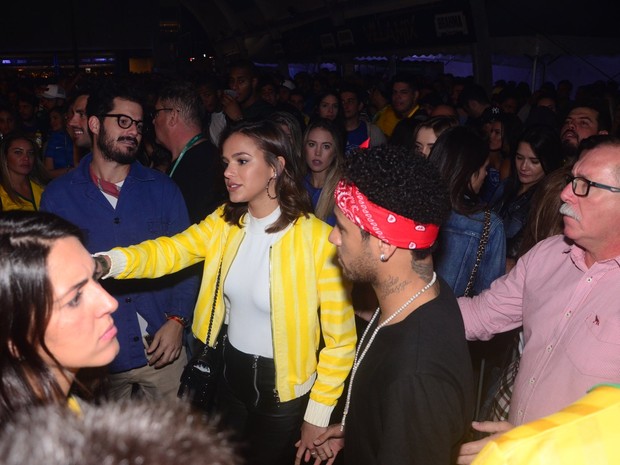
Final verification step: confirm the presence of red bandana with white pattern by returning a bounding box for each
[334,179,439,249]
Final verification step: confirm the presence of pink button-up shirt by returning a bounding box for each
[459,235,620,425]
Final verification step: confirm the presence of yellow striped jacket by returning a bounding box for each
[113,206,356,426]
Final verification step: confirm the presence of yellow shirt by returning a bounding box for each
[373,105,399,137]
[67,396,81,414]
[374,104,420,137]
[0,180,44,211]
[473,384,620,465]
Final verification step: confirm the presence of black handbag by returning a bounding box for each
[177,264,224,413]
[463,208,491,298]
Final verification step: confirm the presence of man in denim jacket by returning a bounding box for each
[41,78,198,402]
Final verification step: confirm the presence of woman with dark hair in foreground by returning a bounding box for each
[0,211,119,423]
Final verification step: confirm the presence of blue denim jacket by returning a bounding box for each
[434,210,506,297]
[491,181,536,258]
[40,154,199,373]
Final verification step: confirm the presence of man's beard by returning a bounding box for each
[97,124,139,165]
[561,139,579,163]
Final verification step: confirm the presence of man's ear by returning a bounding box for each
[88,115,99,136]
[168,107,179,127]
[378,240,397,261]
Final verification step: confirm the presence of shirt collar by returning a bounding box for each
[569,241,620,270]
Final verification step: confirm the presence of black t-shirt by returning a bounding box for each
[344,279,474,465]
[170,139,226,224]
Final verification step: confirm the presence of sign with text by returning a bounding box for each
[280,2,474,59]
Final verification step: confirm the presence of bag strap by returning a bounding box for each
[464,208,491,297]
[204,262,223,349]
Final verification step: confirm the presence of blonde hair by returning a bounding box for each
[303,119,345,222]
[0,134,48,206]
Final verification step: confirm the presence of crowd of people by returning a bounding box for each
[1,62,620,465]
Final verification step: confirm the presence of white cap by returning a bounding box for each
[281,79,296,90]
[42,84,66,99]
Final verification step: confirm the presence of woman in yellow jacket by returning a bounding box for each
[98,120,356,465]
[0,133,47,211]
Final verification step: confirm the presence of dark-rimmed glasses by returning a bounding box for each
[151,107,175,119]
[566,174,620,197]
[101,114,144,134]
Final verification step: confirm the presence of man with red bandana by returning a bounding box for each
[309,145,474,465]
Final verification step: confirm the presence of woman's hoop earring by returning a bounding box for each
[266,176,278,200]
[380,254,387,262]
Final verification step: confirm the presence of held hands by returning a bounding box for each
[457,421,513,464]
[146,319,184,369]
[294,423,344,465]
[294,422,330,465]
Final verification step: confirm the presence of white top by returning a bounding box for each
[209,111,227,147]
[224,207,289,358]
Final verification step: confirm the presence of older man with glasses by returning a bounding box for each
[456,135,620,464]
[40,78,198,404]
[151,80,226,224]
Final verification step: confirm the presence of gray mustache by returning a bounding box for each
[559,202,580,221]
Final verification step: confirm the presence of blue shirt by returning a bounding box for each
[44,130,74,169]
[303,174,336,226]
[435,209,506,297]
[40,154,198,373]
[345,121,369,153]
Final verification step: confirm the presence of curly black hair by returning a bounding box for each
[342,144,450,256]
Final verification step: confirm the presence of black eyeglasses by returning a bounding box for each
[566,174,620,197]
[151,107,175,119]
[101,114,144,134]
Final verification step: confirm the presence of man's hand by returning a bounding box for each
[220,93,243,122]
[457,421,513,464]
[146,319,184,369]
[294,421,328,465]
[312,423,345,465]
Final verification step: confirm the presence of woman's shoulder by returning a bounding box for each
[295,212,332,231]
[284,214,333,249]
[443,209,504,238]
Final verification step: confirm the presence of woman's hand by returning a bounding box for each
[93,254,111,279]
[295,421,329,465]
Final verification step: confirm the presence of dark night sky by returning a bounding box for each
[0,0,618,56]
[0,1,158,52]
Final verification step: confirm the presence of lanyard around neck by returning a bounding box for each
[169,133,204,178]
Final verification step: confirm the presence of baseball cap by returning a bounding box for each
[42,84,66,99]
